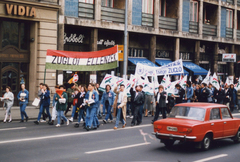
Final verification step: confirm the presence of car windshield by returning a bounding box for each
[169,106,206,121]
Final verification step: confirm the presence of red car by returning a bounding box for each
[152,103,240,150]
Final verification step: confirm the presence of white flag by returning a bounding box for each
[179,75,187,89]
[202,70,211,85]
[211,73,220,90]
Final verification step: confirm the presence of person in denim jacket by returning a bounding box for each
[85,83,99,131]
[184,81,193,103]
[17,84,29,123]
[101,84,115,124]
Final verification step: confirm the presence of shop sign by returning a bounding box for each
[5,4,36,17]
[222,53,236,62]
[156,50,171,58]
[118,45,124,61]
[97,39,115,47]
[64,33,84,44]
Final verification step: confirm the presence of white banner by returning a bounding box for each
[135,59,184,77]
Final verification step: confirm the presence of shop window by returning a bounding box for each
[20,23,28,50]
[159,0,166,16]
[190,1,198,22]
[2,21,19,48]
[226,9,233,28]
[101,0,113,7]
[156,50,172,59]
[200,53,209,61]
[79,0,94,3]
[179,52,192,60]
[142,0,154,14]
[128,48,145,57]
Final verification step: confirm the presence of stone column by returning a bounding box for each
[29,22,38,102]
[198,0,203,37]
[154,0,159,29]
[217,2,221,38]
[95,0,101,21]
[149,35,156,63]
[213,43,219,73]
[120,33,129,77]
[194,41,200,65]
[228,45,235,76]
[233,2,237,41]
[174,38,180,61]
[128,0,133,25]
[178,0,183,32]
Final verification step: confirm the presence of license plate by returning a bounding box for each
[167,126,178,132]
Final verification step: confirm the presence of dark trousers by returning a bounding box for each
[65,102,72,115]
[153,104,166,122]
[138,105,143,123]
[131,105,140,125]
[131,102,135,116]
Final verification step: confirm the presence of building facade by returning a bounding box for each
[62,0,240,85]
[0,0,59,104]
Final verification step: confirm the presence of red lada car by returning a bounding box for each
[152,103,240,150]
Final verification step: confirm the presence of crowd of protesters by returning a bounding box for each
[1,77,240,130]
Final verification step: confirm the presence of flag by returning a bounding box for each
[235,78,240,90]
[179,75,187,89]
[161,75,171,91]
[152,69,159,91]
[198,75,203,81]
[225,77,230,86]
[189,76,192,82]
[202,70,211,85]
[211,73,220,90]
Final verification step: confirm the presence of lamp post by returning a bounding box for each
[123,0,128,79]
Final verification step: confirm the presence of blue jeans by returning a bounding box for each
[105,105,113,121]
[57,110,67,124]
[20,103,28,120]
[115,103,125,127]
[86,107,97,128]
[93,108,99,128]
[102,104,106,115]
[137,105,143,123]
[37,104,51,121]
[187,99,191,103]
[77,108,85,123]
[71,105,77,118]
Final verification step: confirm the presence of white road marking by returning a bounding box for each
[0,124,152,144]
[193,154,228,162]
[0,127,26,131]
[85,142,151,154]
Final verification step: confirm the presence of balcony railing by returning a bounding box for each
[226,28,233,39]
[142,13,154,27]
[101,7,125,23]
[159,16,178,30]
[78,2,94,19]
[203,24,217,36]
[226,0,234,5]
[237,30,240,40]
[189,21,198,34]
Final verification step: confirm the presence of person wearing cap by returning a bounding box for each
[113,84,127,129]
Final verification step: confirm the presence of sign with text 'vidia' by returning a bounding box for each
[45,46,118,71]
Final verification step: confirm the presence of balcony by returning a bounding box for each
[101,7,125,23]
[203,24,217,36]
[189,21,198,34]
[159,16,178,30]
[142,13,154,27]
[226,28,233,39]
[226,0,234,5]
[237,30,240,40]
[78,2,94,19]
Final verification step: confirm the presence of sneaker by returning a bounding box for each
[69,117,73,122]
[74,123,79,128]
[126,115,130,118]
[34,121,39,125]
[113,127,117,130]
[103,119,107,124]
[3,120,6,123]
[109,120,113,123]
[8,119,12,123]
[26,117,29,122]
[66,120,69,125]
[56,124,60,127]
[130,116,133,119]
[40,120,46,123]
[19,120,24,123]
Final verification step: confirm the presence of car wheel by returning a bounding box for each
[201,135,211,151]
[233,129,240,143]
[162,139,175,148]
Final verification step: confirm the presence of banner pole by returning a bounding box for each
[44,68,46,84]
[123,0,128,79]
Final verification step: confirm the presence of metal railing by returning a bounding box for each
[159,16,178,30]
[78,2,94,19]
[226,28,233,39]
[203,24,217,36]
[142,13,154,27]
[101,7,125,23]
[189,21,198,34]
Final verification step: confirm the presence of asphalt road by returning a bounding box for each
[1,114,240,162]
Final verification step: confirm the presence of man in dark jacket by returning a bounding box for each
[152,85,167,124]
[137,85,145,125]
[199,83,210,102]
[130,85,138,118]
[214,86,225,104]
[172,84,185,104]
[131,85,144,126]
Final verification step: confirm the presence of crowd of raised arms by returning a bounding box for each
[1,78,239,130]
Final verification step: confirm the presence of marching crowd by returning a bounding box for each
[1,77,240,130]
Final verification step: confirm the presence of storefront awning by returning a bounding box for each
[155,59,189,75]
[183,61,208,75]
[128,57,157,67]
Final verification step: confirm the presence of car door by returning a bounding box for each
[209,108,224,139]
[221,108,235,137]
